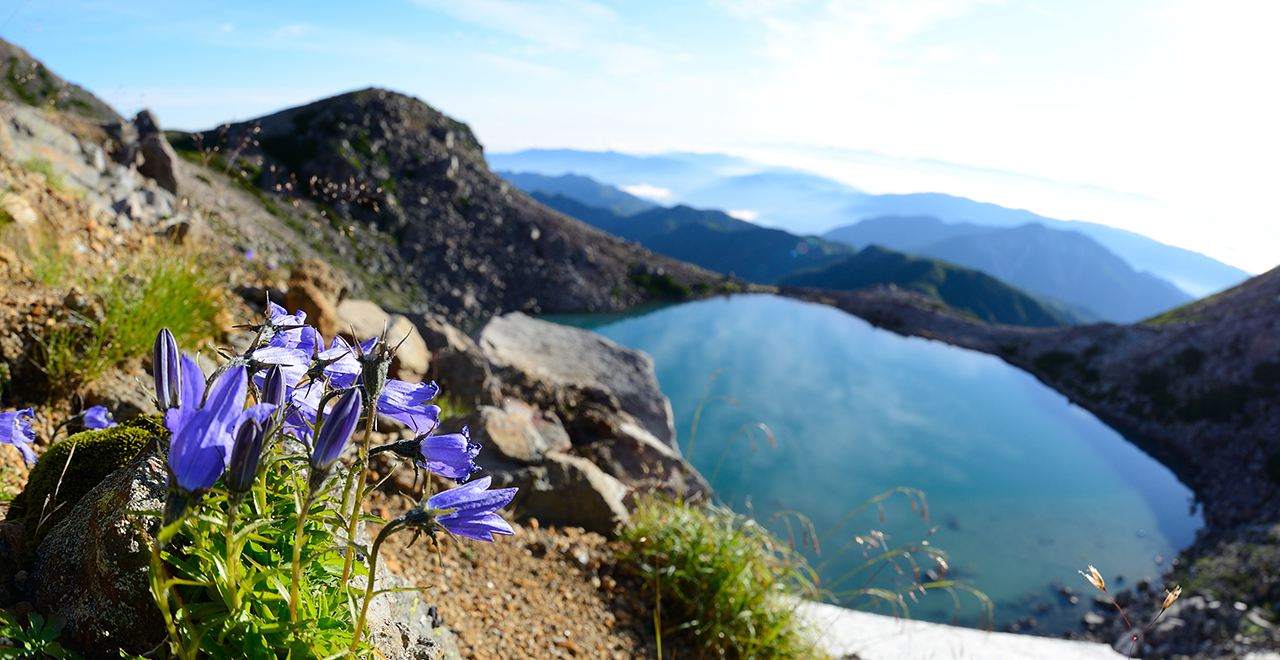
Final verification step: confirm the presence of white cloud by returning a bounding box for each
[728,209,760,221]
[619,184,674,201]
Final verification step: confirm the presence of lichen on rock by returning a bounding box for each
[6,414,164,559]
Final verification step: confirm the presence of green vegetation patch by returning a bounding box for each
[7,415,165,559]
[1177,525,1280,613]
[631,271,691,299]
[779,246,1072,328]
[618,495,828,660]
[29,245,224,392]
[21,156,66,192]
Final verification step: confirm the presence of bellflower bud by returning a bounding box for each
[261,364,286,410]
[153,328,181,412]
[308,388,361,495]
[226,404,275,494]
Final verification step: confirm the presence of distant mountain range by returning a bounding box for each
[530,192,856,285]
[780,246,1074,327]
[825,216,1192,323]
[498,172,656,216]
[517,181,1080,327]
[487,149,1251,298]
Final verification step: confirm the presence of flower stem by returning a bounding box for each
[149,539,191,660]
[289,495,313,623]
[349,523,395,651]
[225,510,241,611]
[341,409,376,584]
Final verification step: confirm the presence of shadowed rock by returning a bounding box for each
[29,441,167,658]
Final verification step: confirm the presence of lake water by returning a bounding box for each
[545,294,1202,632]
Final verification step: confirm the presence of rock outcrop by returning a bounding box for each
[203,88,725,326]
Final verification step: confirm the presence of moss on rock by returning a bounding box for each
[6,415,165,558]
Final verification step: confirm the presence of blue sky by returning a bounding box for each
[6,0,1278,272]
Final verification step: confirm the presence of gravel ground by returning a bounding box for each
[366,486,675,660]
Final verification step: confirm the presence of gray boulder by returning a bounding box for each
[134,110,179,194]
[29,441,167,658]
[481,453,629,536]
[408,313,501,407]
[453,399,571,465]
[477,312,677,450]
[582,420,709,503]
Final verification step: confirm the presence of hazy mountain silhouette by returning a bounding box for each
[826,216,1192,323]
[489,149,1250,297]
[497,171,656,216]
[780,246,1077,327]
[521,184,1080,327]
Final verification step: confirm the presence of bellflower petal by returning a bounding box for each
[265,303,315,354]
[164,355,207,436]
[378,380,441,433]
[321,336,360,389]
[268,301,307,328]
[83,406,116,430]
[427,476,517,541]
[283,384,322,444]
[252,346,309,390]
[416,427,480,481]
[0,408,37,466]
[168,367,248,494]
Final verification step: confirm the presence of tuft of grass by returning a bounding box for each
[34,246,225,391]
[21,157,66,192]
[619,494,830,660]
[432,392,474,424]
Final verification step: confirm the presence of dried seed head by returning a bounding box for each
[1163,585,1182,610]
[1079,565,1106,592]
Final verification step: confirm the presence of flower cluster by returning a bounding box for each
[147,303,516,655]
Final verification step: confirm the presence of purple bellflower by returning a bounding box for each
[370,426,480,482]
[162,362,274,526]
[153,328,181,412]
[307,388,361,495]
[409,476,517,542]
[166,362,248,494]
[0,408,37,466]
[83,406,116,430]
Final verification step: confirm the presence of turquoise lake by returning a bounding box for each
[545,294,1202,632]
